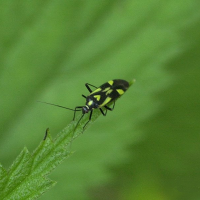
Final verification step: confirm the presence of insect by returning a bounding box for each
[39,79,129,129]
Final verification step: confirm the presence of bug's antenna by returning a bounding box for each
[37,101,81,112]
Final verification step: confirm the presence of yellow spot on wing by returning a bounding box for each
[106,89,113,95]
[108,80,114,85]
[88,100,93,106]
[90,88,102,95]
[100,97,112,107]
[103,87,110,92]
[94,95,101,101]
[116,89,124,95]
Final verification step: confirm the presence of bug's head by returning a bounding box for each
[82,105,90,114]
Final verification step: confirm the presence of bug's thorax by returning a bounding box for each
[82,96,99,114]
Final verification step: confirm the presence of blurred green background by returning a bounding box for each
[0,0,200,199]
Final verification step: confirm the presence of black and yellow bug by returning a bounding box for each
[40,79,129,129]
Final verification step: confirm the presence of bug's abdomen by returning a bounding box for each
[112,79,129,91]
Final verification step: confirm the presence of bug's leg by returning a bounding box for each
[100,108,107,116]
[73,106,83,120]
[104,101,115,111]
[82,94,86,98]
[83,110,93,129]
[85,83,97,93]
[74,114,84,130]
